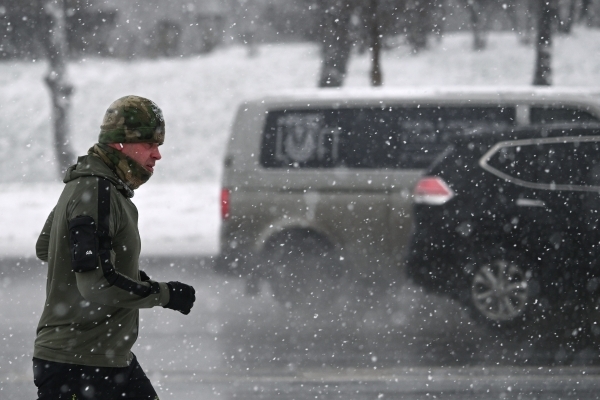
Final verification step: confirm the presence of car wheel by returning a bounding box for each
[265,233,345,310]
[467,249,534,329]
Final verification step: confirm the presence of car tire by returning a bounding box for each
[465,248,541,332]
[264,233,345,310]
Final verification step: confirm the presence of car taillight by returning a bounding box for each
[221,188,230,219]
[413,176,455,205]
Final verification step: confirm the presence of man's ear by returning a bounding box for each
[107,143,124,151]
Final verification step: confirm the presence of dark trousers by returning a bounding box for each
[33,354,159,400]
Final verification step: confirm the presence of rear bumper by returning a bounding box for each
[405,230,466,295]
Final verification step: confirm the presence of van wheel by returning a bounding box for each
[465,248,541,333]
[265,234,344,310]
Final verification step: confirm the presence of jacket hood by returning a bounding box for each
[63,155,134,197]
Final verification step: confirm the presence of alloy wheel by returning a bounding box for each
[471,259,529,322]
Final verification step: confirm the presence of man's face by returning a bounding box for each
[111,142,162,173]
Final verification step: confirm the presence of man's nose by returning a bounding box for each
[153,146,162,160]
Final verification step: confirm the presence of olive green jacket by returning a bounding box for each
[34,154,170,367]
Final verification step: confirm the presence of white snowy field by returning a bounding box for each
[0,182,220,257]
[2,28,600,257]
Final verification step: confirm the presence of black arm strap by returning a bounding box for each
[96,178,160,297]
[97,177,112,254]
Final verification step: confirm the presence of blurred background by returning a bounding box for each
[1,0,599,186]
[4,0,600,60]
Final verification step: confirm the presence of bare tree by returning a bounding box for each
[505,0,538,45]
[463,0,489,50]
[319,0,449,87]
[318,0,355,87]
[318,0,385,87]
[463,0,543,50]
[556,0,577,33]
[43,0,75,176]
[533,0,556,85]
[579,0,593,24]
[364,0,382,86]
[404,0,437,52]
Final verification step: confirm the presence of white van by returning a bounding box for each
[215,87,600,308]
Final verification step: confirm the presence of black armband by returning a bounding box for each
[139,270,151,282]
[68,215,99,273]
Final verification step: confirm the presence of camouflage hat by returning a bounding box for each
[98,95,165,144]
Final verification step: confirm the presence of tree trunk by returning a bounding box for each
[533,0,554,86]
[367,0,382,86]
[43,0,75,177]
[318,0,354,87]
[406,0,434,52]
[557,0,577,33]
[466,0,488,50]
[579,0,592,23]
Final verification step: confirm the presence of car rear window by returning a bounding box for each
[485,145,538,183]
[260,107,515,169]
[485,137,600,189]
[535,141,600,186]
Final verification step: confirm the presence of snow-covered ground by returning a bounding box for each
[3,28,600,257]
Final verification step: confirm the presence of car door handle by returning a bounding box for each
[516,198,546,207]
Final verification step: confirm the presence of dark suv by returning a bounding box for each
[405,124,600,332]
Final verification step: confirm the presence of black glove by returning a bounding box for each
[139,270,151,282]
[164,281,196,315]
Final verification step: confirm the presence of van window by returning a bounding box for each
[530,107,598,124]
[261,107,515,169]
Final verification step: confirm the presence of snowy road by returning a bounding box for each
[2,256,600,399]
